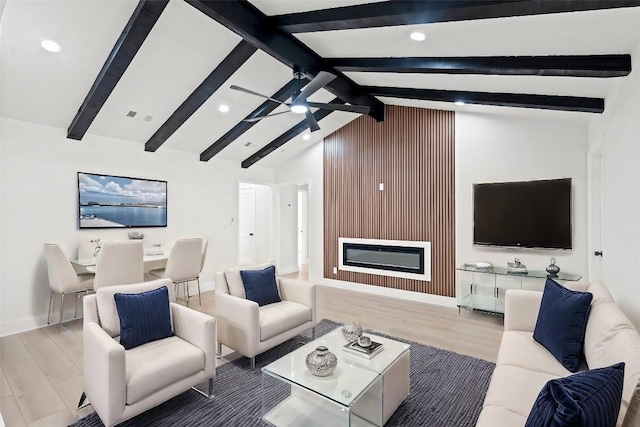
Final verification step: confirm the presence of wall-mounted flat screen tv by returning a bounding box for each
[473,178,572,249]
[78,172,167,229]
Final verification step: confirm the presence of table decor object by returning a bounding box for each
[306,346,338,377]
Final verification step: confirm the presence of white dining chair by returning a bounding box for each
[93,241,144,290]
[149,238,202,305]
[44,243,94,327]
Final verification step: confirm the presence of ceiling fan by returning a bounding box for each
[230,67,370,132]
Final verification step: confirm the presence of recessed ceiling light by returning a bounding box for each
[302,134,311,140]
[291,104,308,114]
[455,101,465,106]
[41,40,61,53]
[218,104,230,113]
[410,32,425,42]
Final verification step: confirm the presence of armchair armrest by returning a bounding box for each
[504,289,543,332]
[171,303,216,376]
[83,322,126,427]
[278,278,316,324]
[215,292,260,357]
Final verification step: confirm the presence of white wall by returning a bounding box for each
[0,118,274,335]
[456,113,589,279]
[277,184,299,274]
[587,41,640,327]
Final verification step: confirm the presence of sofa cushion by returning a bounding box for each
[240,266,281,307]
[483,365,560,418]
[497,331,573,377]
[96,279,173,338]
[115,287,173,350]
[525,362,625,427]
[125,336,204,405]
[225,262,274,299]
[259,301,311,342]
[587,280,615,306]
[533,278,593,372]
[477,405,528,427]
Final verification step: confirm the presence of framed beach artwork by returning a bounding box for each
[77,172,167,229]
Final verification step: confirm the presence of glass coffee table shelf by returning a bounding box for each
[262,327,410,427]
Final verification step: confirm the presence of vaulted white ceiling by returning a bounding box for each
[1,0,639,169]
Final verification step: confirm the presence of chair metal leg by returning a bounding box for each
[250,357,255,370]
[217,342,222,358]
[197,278,201,306]
[59,292,65,331]
[47,289,54,324]
[74,292,79,319]
[185,280,190,304]
[191,377,215,399]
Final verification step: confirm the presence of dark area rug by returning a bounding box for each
[70,319,494,427]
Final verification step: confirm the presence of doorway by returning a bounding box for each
[297,184,309,266]
[238,182,273,265]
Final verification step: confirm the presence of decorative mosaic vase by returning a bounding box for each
[306,346,337,377]
[342,322,363,343]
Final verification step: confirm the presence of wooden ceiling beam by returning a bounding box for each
[241,98,345,168]
[199,78,308,161]
[68,0,169,140]
[327,55,632,78]
[145,40,256,152]
[364,86,604,113]
[273,0,640,33]
[186,0,385,122]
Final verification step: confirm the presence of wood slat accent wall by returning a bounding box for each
[323,105,455,296]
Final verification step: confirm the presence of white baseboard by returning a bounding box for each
[279,265,300,275]
[0,308,82,337]
[310,275,458,308]
[1,281,218,337]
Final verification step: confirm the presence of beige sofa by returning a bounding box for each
[477,280,640,426]
[215,263,316,369]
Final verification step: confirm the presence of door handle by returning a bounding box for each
[249,233,254,236]
[594,251,603,257]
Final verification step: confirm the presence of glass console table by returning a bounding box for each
[456,265,582,315]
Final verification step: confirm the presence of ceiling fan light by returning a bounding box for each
[291,104,308,114]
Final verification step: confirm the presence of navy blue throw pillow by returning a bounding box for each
[533,278,593,372]
[240,266,281,307]
[114,286,173,350]
[525,362,625,427]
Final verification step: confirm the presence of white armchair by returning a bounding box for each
[83,278,216,427]
[215,264,316,369]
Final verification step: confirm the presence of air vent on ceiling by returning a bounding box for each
[126,110,154,122]
[244,142,253,147]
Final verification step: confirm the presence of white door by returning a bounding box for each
[239,186,256,265]
[588,147,604,280]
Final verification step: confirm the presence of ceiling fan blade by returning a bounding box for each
[306,102,370,114]
[305,110,320,132]
[230,85,286,104]
[243,110,292,122]
[293,71,336,103]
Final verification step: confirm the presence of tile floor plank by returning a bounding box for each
[0,367,12,398]
[24,339,81,384]
[0,395,27,427]
[0,336,31,366]
[2,358,66,423]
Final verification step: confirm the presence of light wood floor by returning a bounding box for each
[0,272,503,426]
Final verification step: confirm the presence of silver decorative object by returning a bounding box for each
[342,322,363,343]
[306,346,337,377]
[546,258,561,278]
[357,335,372,348]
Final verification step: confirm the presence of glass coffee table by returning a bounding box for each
[261,327,410,426]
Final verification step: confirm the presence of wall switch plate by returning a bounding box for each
[333,267,338,274]
[379,182,384,191]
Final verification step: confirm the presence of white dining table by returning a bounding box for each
[70,253,169,273]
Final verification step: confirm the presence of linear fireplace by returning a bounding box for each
[338,238,431,281]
